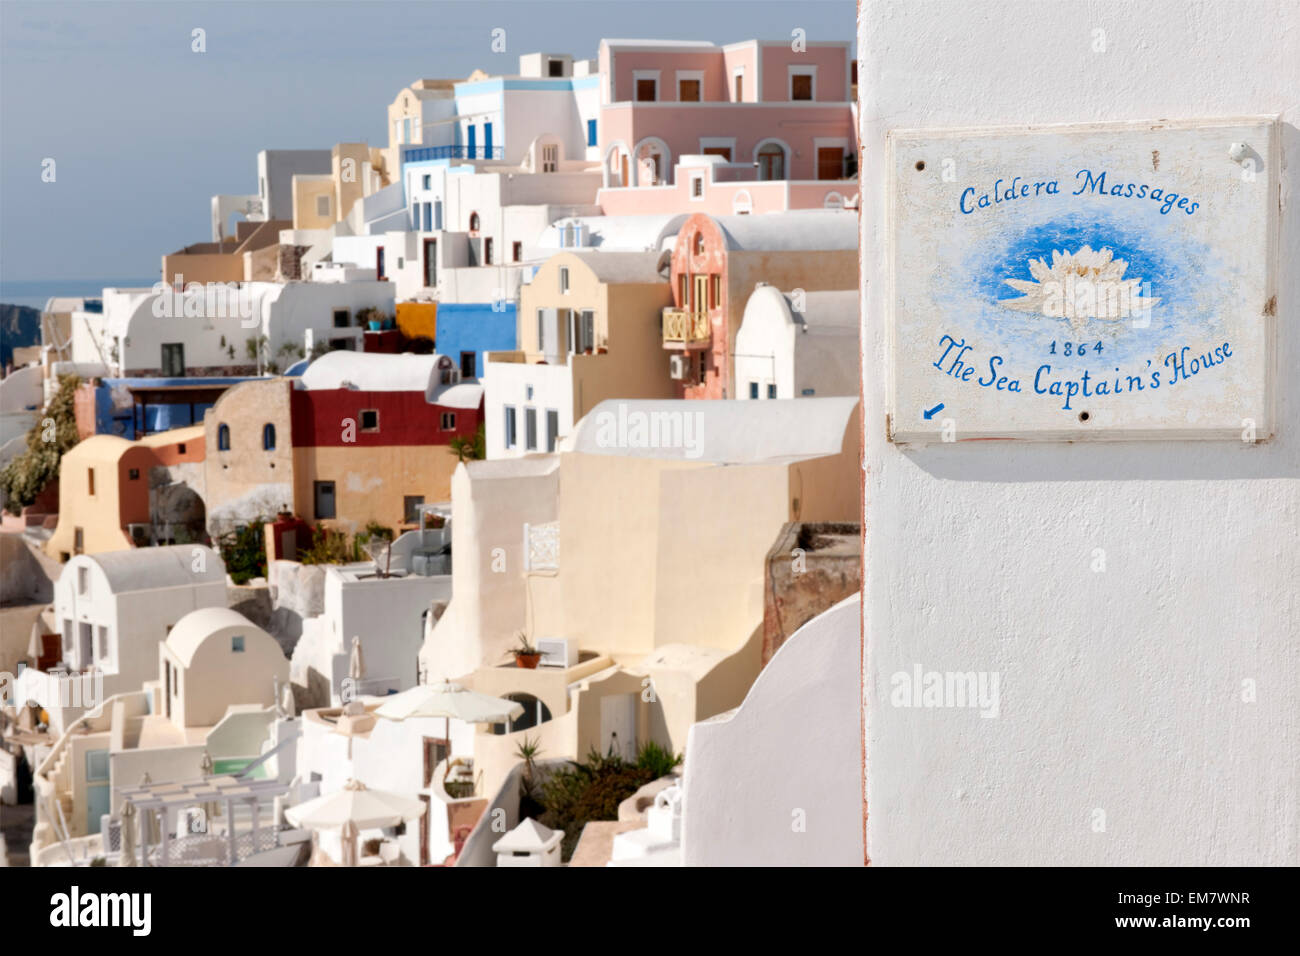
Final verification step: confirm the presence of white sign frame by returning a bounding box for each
[886,117,1280,443]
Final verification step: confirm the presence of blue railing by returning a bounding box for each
[403,145,505,163]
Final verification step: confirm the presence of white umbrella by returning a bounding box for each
[375,681,524,724]
[285,779,426,830]
[118,801,136,867]
[349,636,365,682]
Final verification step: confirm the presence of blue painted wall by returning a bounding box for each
[90,377,260,439]
[434,303,518,379]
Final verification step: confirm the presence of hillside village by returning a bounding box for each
[0,37,864,868]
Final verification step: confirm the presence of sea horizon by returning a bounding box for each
[0,276,158,311]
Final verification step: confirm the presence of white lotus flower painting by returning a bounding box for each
[999,245,1159,332]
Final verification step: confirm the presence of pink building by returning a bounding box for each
[596,39,856,192]
[662,211,859,400]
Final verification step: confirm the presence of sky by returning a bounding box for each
[0,0,855,283]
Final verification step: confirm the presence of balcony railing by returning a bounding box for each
[403,145,505,163]
[662,309,711,348]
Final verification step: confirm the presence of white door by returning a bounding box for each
[599,694,636,762]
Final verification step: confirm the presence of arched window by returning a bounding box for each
[490,693,553,735]
[217,424,230,451]
[262,423,276,451]
[468,212,480,235]
[693,232,705,255]
[757,143,786,181]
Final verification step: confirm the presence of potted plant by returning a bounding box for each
[513,630,541,669]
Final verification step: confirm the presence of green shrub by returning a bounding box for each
[536,746,655,861]
[0,374,80,511]
[218,520,266,585]
[635,739,682,780]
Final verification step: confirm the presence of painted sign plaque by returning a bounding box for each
[887,118,1278,442]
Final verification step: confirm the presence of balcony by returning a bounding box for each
[402,145,505,163]
[662,309,711,349]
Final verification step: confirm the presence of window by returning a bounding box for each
[422,202,432,231]
[404,496,424,524]
[536,310,547,353]
[791,71,814,100]
[548,58,564,77]
[734,72,744,101]
[678,78,701,102]
[542,144,558,173]
[512,241,522,262]
[440,412,457,431]
[586,119,597,147]
[691,175,704,199]
[504,406,517,448]
[97,625,111,664]
[422,174,431,190]
[262,423,276,450]
[483,237,493,264]
[525,385,534,401]
[697,354,708,385]
[161,342,185,377]
[460,351,477,379]
[693,232,705,255]
[87,468,95,496]
[78,566,89,596]
[560,267,570,294]
[86,750,110,782]
[217,424,230,451]
[74,528,84,554]
[710,274,721,309]
[468,212,480,234]
[757,143,786,180]
[525,408,538,450]
[376,246,386,280]
[316,194,330,217]
[767,383,778,399]
[314,481,336,519]
[570,310,595,353]
[749,382,759,399]
[702,146,731,161]
[178,443,186,454]
[635,76,658,101]
[231,635,245,653]
[360,409,379,431]
[333,308,350,328]
[128,468,139,480]
[466,123,476,158]
[546,409,559,452]
[403,118,411,143]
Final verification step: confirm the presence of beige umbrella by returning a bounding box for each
[286,780,425,868]
[286,779,425,829]
[375,682,524,724]
[340,819,360,868]
[118,801,136,867]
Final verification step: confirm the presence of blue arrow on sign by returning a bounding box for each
[923,403,945,420]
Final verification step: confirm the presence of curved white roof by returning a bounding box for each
[165,606,265,668]
[567,397,858,464]
[76,545,225,594]
[300,351,483,407]
[708,211,859,252]
[539,215,687,253]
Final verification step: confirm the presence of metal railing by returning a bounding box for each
[662,309,711,347]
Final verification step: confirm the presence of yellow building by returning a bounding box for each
[47,426,206,561]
